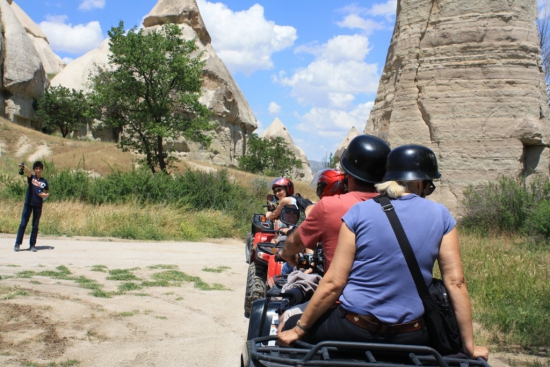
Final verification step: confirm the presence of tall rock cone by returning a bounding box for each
[260,118,314,181]
[10,1,64,76]
[52,0,257,167]
[334,126,360,163]
[365,0,550,213]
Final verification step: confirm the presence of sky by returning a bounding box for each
[14,0,397,162]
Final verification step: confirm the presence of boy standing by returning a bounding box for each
[14,161,49,252]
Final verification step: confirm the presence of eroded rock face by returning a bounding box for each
[10,1,64,76]
[52,0,257,168]
[260,118,314,181]
[334,126,360,163]
[0,0,49,128]
[365,0,550,213]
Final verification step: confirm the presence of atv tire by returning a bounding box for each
[245,232,253,264]
[244,262,266,318]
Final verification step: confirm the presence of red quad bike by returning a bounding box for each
[242,283,491,367]
[244,198,300,318]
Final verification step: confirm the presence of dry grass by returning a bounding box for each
[0,198,240,241]
[0,118,317,199]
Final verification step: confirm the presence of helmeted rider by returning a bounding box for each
[311,168,347,199]
[280,134,391,272]
[265,177,297,222]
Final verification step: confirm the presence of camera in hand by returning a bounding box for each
[18,162,24,175]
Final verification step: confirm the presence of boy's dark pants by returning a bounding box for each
[15,204,42,246]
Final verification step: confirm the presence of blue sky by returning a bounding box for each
[15,0,397,161]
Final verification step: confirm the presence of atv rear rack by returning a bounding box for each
[243,336,491,367]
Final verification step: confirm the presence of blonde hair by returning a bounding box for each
[375,181,409,199]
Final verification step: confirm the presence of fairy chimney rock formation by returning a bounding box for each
[260,118,314,181]
[365,0,550,213]
[0,0,49,128]
[334,126,360,162]
[10,1,64,75]
[52,0,257,168]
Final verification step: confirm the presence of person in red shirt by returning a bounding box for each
[280,134,390,272]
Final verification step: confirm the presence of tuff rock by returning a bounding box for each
[52,0,257,168]
[334,126,360,163]
[261,118,314,181]
[0,0,49,128]
[364,0,550,214]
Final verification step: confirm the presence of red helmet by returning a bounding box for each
[311,168,346,199]
[270,177,294,196]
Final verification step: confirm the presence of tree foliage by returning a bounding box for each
[36,86,88,138]
[88,22,214,174]
[238,134,303,177]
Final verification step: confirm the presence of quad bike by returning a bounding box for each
[244,202,301,318]
[242,294,491,367]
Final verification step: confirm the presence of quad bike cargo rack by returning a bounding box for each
[242,336,491,367]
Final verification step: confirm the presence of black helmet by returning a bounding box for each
[383,144,441,181]
[339,135,391,184]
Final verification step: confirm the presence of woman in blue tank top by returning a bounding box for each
[278,145,488,361]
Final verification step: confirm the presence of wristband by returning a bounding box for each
[296,319,308,332]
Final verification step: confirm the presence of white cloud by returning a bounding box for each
[39,15,104,54]
[369,0,398,18]
[337,14,386,36]
[277,35,379,108]
[62,57,74,64]
[268,102,281,115]
[79,0,105,11]
[296,102,374,137]
[197,0,297,75]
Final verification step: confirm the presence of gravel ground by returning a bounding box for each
[0,234,248,367]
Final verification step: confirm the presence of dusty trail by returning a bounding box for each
[0,234,248,367]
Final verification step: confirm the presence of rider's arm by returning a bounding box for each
[278,222,355,347]
[438,228,489,361]
[265,197,292,220]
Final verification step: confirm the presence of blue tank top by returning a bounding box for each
[340,194,456,323]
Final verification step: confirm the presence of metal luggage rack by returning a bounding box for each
[245,336,491,367]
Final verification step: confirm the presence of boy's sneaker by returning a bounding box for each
[14,244,20,252]
[30,246,37,252]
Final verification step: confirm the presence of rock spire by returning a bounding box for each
[260,118,314,181]
[365,0,550,212]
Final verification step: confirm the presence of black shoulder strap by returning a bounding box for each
[373,196,431,299]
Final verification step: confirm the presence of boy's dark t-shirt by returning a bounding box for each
[24,175,49,207]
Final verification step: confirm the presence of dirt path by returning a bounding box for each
[0,234,249,367]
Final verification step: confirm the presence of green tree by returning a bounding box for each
[88,22,213,174]
[36,86,88,138]
[321,152,338,169]
[238,134,303,177]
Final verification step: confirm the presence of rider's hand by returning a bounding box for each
[467,346,489,361]
[277,326,305,347]
[278,250,298,267]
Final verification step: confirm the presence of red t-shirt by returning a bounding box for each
[298,191,378,271]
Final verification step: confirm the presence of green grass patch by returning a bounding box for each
[460,232,550,348]
[118,282,143,292]
[106,269,139,281]
[151,270,228,291]
[117,310,139,317]
[202,266,230,273]
[133,293,150,297]
[73,276,102,290]
[16,270,36,278]
[4,264,20,267]
[2,288,30,300]
[90,289,111,298]
[91,265,108,272]
[148,264,179,270]
[36,265,72,279]
[141,280,171,287]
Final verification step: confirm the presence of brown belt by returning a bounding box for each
[342,309,422,334]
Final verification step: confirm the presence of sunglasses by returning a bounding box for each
[424,181,436,196]
[273,187,285,194]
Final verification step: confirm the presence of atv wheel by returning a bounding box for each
[245,232,253,264]
[244,262,266,318]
